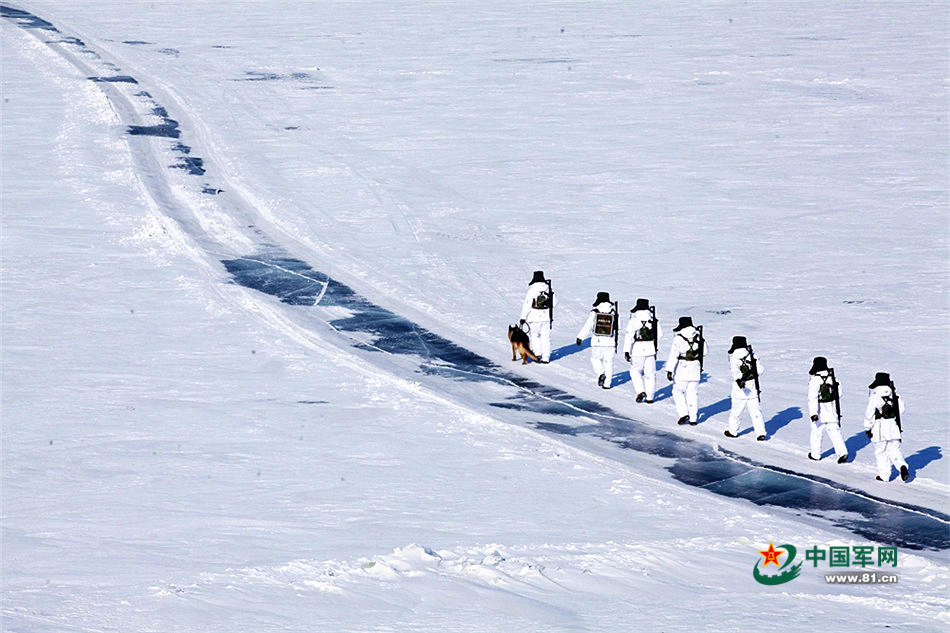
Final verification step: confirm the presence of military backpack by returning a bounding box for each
[531,290,552,311]
[818,374,838,403]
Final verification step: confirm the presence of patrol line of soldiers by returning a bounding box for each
[518,271,911,483]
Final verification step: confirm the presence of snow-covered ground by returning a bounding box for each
[2,2,948,631]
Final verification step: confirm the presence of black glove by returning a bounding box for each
[865,430,873,439]
[624,352,631,362]
[811,414,819,422]
[519,319,526,327]
[736,379,745,389]
[667,371,674,382]
[576,338,582,346]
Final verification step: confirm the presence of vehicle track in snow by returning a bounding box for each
[5,3,947,553]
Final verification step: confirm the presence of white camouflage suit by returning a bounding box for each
[665,325,707,423]
[520,281,555,362]
[727,349,766,437]
[622,309,662,400]
[864,385,908,481]
[807,370,847,459]
[576,301,617,387]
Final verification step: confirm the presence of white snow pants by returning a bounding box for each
[874,440,908,480]
[526,320,551,362]
[629,354,656,399]
[728,396,765,436]
[591,346,614,386]
[672,379,698,422]
[810,421,847,458]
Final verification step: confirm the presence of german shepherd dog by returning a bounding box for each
[508,324,540,364]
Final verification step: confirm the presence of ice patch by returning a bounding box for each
[88,75,137,83]
[0,5,57,31]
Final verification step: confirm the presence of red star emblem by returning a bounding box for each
[759,542,784,567]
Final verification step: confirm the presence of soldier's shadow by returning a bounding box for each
[653,383,672,402]
[906,446,942,481]
[550,339,588,361]
[729,411,783,437]
[844,430,872,457]
[765,407,802,436]
[698,397,731,423]
[611,371,630,387]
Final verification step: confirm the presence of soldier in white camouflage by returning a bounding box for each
[806,356,848,463]
[665,316,706,425]
[519,270,555,363]
[864,372,909,482]
[622,298,662,403]
[724,336,767,441]
[576,292,618,389]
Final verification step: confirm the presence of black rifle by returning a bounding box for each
[747,345,761,401]
[613,301,620,352]
[649,306,658,354]
[889,379,902,433]
[697,325,705,371]
[830,367,841,424]
[546,279,553,327]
